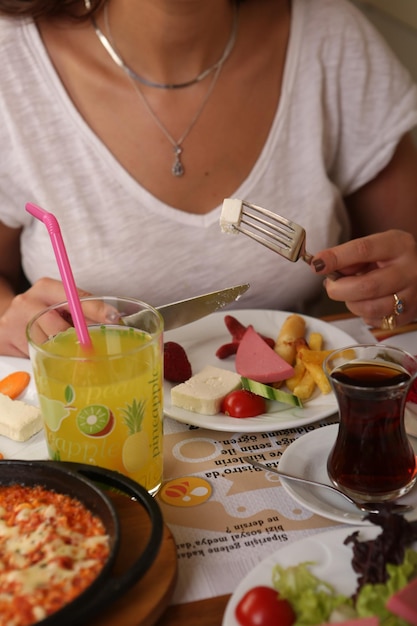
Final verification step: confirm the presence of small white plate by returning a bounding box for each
[0,356,47,460]
[278,424,417,524]
[164,310,356,432]
[222,525,381,626]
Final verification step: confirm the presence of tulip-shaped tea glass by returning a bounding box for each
[324,344,417,502]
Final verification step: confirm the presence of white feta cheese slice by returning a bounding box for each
[171,365,241,415]
[0,393,42,441]
[220,198,243,234]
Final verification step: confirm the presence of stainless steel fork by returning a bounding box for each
[220,199,341,280]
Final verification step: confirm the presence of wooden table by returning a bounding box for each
[156,595,230,626]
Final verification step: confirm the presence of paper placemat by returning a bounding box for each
[158,416,340,605]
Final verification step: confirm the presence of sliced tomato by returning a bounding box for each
[221,389,266,418]
[235,585,296,626]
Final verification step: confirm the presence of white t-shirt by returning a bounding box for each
[1,0,416,314]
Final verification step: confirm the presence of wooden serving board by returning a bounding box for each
[90,492,178,626]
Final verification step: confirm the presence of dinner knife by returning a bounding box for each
[122,283,250,331]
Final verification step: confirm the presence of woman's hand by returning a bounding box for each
[0,277,92,357]
[312,229,417,329]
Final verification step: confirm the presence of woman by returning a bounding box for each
[0,0,416,356]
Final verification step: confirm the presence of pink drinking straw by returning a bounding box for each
[25,202,92,350]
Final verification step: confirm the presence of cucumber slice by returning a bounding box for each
[241,377,303,408]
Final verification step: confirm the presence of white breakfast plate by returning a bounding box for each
[163,309,356,432]
[278,424,417,525]
[0,356,48,460]
[222,525,380,626]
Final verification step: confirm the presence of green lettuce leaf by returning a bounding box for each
[271,550,417,626]
[272,562,353,625]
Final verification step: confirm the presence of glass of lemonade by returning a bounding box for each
[27,296,163,496]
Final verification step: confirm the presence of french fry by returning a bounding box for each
[298,349,333,365]
[291,340,315,399]
[279,316,333,400]
[308,332,323,351]
[294,369,316,400]
[285,360,306,392]
[303,361,332,394]
[292,333,332,398]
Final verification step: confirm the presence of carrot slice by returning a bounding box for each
[0,372,31,399]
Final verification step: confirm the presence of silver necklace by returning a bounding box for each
[129,63,223,176]
[87,0,238,91]
[99,3,238,177]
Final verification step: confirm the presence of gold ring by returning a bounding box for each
[381,314,397,330]
[381,293,405,329]
[393,293,405,316]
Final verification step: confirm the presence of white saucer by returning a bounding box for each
[278,424,417,525]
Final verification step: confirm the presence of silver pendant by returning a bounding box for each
[172,145,184,177]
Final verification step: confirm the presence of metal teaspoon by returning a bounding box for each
[243,457,413,515]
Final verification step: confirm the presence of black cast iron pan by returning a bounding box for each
[0,460,164,626]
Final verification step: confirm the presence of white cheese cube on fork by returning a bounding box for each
[220,198,243,234]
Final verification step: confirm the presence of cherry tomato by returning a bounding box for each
[221,389,266,418]
[235,585,296,626]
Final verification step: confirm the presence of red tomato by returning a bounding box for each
[221,389,266,418]
[235,586,295,626]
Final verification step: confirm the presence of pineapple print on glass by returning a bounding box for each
[27,297,164,495]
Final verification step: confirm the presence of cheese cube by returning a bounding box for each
[0,393,42,441]
[171,365,241,415]
[220,198,243,234]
